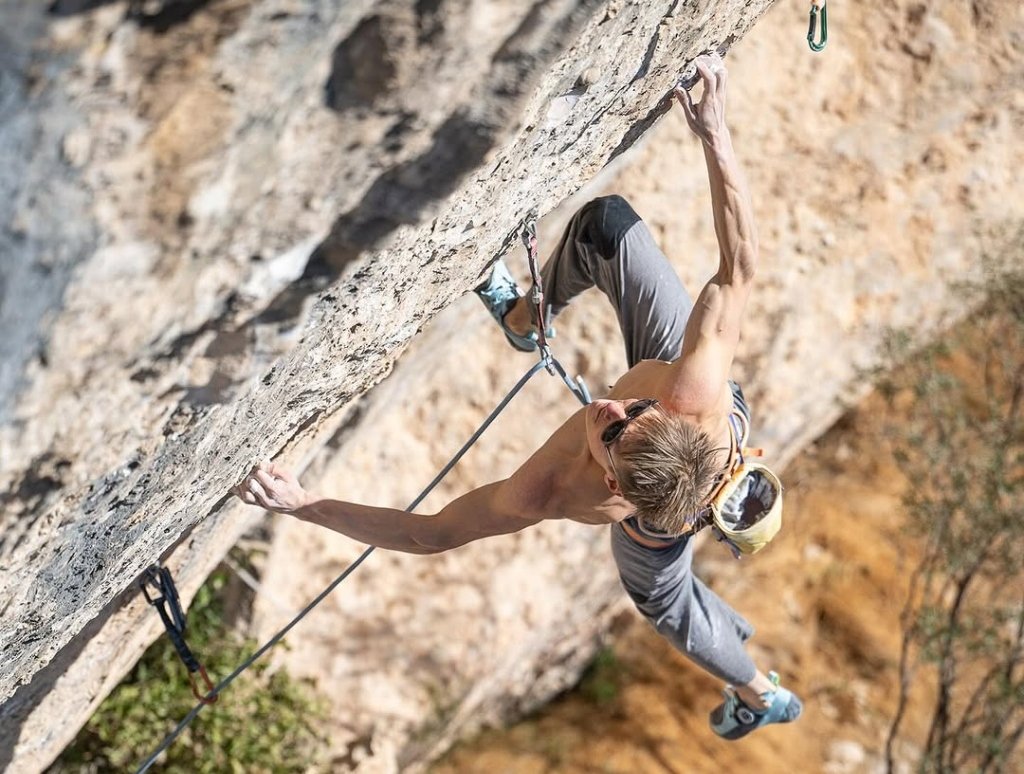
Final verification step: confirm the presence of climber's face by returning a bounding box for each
[585,398,660,492]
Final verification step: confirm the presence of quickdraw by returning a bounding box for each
[807,1,828,52]
[521,215,548,351]
[139,565,218,705]
[521,210,592,405]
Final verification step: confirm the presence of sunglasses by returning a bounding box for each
[601,399,660,446]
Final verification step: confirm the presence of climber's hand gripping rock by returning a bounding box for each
[674,52,728,145]
[233,460,309,514]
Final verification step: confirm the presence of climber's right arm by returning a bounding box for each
[660,54,757,413]
[235,461,541,554]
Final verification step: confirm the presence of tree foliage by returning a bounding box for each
[883,251,1024,774]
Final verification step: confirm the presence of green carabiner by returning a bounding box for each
[807,1,827,52]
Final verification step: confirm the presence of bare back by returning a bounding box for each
[507,358,735,527]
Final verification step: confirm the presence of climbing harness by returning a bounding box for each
[807,1,828,52]
[134,215,590,773]
[139,565,217,705]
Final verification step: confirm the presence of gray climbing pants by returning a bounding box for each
[542,195,758,686]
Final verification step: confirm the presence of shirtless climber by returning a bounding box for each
[235,53,802,739]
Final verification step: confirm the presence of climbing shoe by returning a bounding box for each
[709,671,802,741]
[474,259,553,352]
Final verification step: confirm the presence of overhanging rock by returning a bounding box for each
[0,0,777,769]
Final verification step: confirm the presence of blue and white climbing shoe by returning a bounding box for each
[474,259,553,352]
[709,671,802,741]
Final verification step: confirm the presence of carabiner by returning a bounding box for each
[189,664,219,705]
[807,1,827,52]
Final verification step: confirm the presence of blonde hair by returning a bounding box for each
[615,413,724,534]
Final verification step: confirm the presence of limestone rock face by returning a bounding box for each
[0,0,778,771]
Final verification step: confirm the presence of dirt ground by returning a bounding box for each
[432,389,935,774]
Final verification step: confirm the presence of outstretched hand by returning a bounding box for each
[233,460,310,514]
[673,53,728,146]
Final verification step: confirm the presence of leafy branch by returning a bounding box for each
[883,241,1024,774]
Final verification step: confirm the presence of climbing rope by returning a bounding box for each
[135,215,590,773]
[807,0,827,52]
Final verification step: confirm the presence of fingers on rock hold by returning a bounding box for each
[237,487,256,504]
[679,90,698,123]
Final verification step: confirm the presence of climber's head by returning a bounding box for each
[587,398,725,534]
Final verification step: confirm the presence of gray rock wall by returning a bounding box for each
[0,0,779,770]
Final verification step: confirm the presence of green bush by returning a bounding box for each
[580,646,622,705]
[55,569,327,773]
